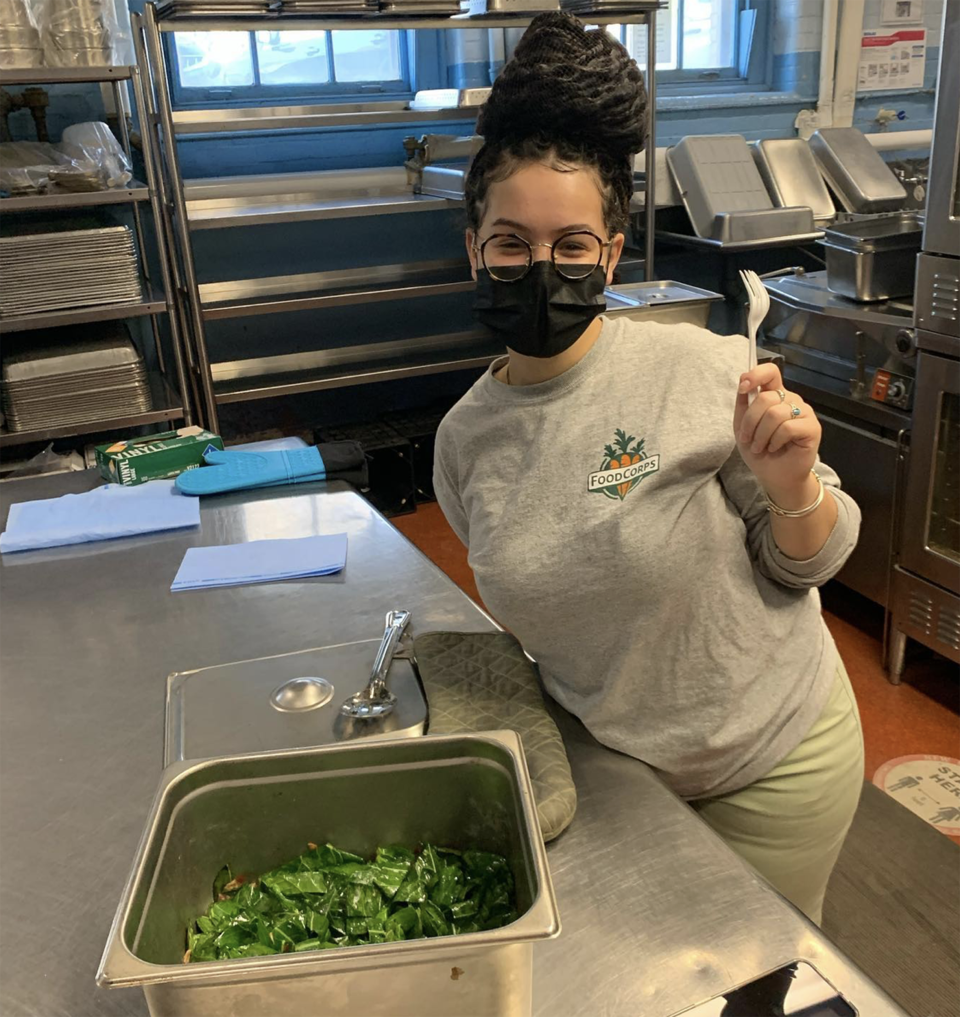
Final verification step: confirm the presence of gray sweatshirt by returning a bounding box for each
[433,315,861,799]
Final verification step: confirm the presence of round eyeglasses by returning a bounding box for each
[474,230,613,283]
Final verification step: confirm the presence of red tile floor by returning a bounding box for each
[395,502,960,841]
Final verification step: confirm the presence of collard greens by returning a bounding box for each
[186,843,518,962]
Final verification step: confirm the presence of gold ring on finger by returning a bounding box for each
[777,388,786,403]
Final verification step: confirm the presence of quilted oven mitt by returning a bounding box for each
[176,441,366,496]
[413,630,577,843]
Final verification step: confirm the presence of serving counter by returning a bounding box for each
[0,473,904,1016]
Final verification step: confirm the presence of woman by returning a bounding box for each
[433,13,864,926]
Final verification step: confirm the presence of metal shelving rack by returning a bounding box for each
[138,2,659,431]
[0,63,193,450]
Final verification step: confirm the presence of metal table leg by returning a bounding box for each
[887,627,907,684]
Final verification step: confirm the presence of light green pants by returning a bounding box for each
[691,661,865,926]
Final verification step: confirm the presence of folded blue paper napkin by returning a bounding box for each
[0,480,200,554]
[170,532,348,591]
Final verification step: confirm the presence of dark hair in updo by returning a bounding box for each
[465,12,647,237]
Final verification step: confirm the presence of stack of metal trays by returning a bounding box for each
[1,325,151,432]
[156,1,280,17]
[0,227,142,320]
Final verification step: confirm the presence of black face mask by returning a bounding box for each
[473,262,607,359]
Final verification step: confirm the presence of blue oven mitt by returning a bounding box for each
[175,446,325,496]
[175,441,367,496]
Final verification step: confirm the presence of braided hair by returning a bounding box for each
[465,12,647,236]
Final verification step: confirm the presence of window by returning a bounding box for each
[169,29,409,101]
[607,0,751,86]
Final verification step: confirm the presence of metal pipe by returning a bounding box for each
[832,0,866,129]
[129,18,193,427]
[817,0,839,129]
[142,1,219,432]
[644,8,656,281]
[864,128,933,151]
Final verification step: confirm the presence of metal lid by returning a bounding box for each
[164,639,427,766]
[605,280,724,307]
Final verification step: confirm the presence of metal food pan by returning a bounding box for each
[666,135,773,239]
[604,280,724,328]
[418,166,467,200]
[98,732,560,1017]
[822,243,918,302]
[809,128,906,213]
[710,206,815,243]
[822,211,924,253]
[749,138,836,222]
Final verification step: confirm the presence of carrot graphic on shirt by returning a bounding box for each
[602,430,646,501]
[587,429,660,500]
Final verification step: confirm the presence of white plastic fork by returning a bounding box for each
[739,268,770,405]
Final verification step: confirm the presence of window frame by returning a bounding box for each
[166,28,439,108]
[614,0,771,95]
[164,0,773,111]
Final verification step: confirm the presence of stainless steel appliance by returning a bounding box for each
[763,270,915,608]
[887,0,960,681]
[916,3,960,264]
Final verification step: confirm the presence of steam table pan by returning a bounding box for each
[98,732,560,1017]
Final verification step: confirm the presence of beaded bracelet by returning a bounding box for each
[766,469,824,518]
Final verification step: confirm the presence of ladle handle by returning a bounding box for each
[369,610,411,692]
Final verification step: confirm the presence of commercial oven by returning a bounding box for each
[888,0,960,680]
[761,270,914,610]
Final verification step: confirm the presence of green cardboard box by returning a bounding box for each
[96,426,224,486]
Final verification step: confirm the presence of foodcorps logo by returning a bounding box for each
[587,428,660,501]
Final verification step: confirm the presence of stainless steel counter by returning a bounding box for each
[0,474,905,1017]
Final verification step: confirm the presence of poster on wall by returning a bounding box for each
[858,28,926,91]
[624,2,677,69]
[880,0,924,26]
